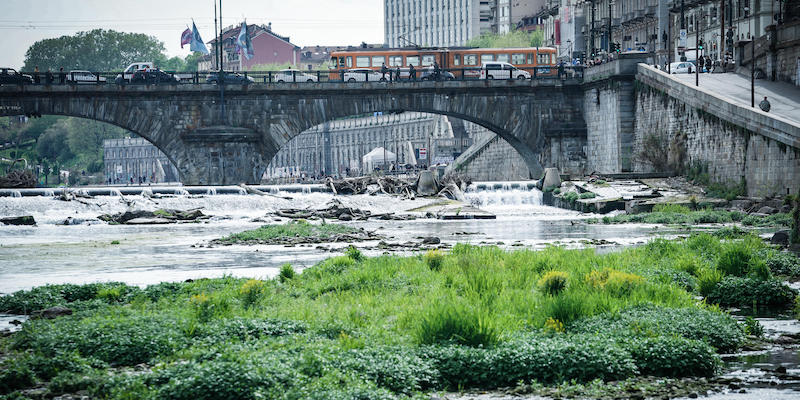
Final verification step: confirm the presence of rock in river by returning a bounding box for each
[0,215,35,225]
[31,306,72,319]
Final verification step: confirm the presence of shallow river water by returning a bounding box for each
[1,182,798,399]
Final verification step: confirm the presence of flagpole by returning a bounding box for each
[214,1,218,71]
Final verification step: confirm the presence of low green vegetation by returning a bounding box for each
[589,205,791,227]
[215,220,362,244]
[0,235,796,399]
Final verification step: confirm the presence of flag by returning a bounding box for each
[236,22,254,60]
[180,28,192,48]
[190,21,209,55]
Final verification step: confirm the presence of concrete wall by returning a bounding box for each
[452,132,532,181]
[634,65,800,196]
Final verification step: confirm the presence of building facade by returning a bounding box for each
[266,112,476,179]
[103,138,180,184]
[207,23,300,71]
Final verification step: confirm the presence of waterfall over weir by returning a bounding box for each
[464,181,543,207]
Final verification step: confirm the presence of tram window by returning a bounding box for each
[421,55,436,66]
[464,54,477,65]
[346,57,353,68]
[496,54,509,63]
[480,54,494,63]
[389,55,403,66]
[538,53,549,64]
[330,57,338,68]
[512,53,525,64]
[372,55,386,66]
[406,56,419,66]
[453,54,461,66]
[527,53,534,64]
[356,56,370,67]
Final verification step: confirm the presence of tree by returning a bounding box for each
[467,30,544,48]
[36,120,73,162]
[183,52,205,71]
[22,29,165,72]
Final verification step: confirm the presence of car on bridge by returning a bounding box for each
[66,70,106,84]
[668,61,695,74]
[206,72,255,85]
[274,69,318,83]
[0,68,32,85]
[420,67,455,81]
[343,68,387,82]
[480,62,531,80]
[129,69,179,84]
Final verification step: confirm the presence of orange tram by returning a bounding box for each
[328,47,558,80]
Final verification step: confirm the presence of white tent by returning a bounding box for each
[362,147,396,172]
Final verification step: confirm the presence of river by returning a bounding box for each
[1,182,797,399]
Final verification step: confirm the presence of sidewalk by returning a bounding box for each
[672,72,800,126]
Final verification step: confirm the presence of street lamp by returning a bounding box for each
[608,0,614,54]
[745,5,754,107]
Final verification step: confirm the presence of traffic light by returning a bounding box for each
[698,39,703,50]
[611,42,621,53]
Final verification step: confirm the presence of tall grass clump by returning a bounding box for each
[697,268,724,297]
[278,263,296,283]
[716,243,753,277]
[345,245,364,262]
[239,279,266,308]
[423,249,445,271]
[538,270,568,296]
[652,203,692,213]
[414,300,499,347]
[190,292,231,323]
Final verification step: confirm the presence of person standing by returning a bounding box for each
[408,64,416,81]
[698,56,705,73]
[33,66,40,84]
[59,67,65,84]
[45,68,53,85]
[381,62,388,81]
[759,96,771,112]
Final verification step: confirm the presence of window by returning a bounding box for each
[496,54,510,62]
[356,56,370,67]
[453,54,461,66]
[464,54,477,65]
[406,55,420,66]
[512,53,525,64]
[346,57,353,68]
[538,53,551,65]
[481,54,494,63]
[371,55,386,66]
[389,55,403,66]
[421,55,436,66]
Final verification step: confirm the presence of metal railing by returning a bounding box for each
[5,66,585,86]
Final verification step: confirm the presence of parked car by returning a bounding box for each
[66,70,106,84]
[480,62,530,80]
[420,67,455,81]
[343,68,387,82]
[206,72,255,84]
[669,61,695,74]
[274,69,318,83]
[130,69,179,84]
[0,68,32,84]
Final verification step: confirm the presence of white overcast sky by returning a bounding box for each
[1,0,384,69]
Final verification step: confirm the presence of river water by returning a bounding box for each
[1,182,797,399]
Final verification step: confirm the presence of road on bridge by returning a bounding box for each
[673,72,800,126]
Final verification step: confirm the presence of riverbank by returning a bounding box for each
[1,233,798,399]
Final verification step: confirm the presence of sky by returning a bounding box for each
[1,0,384,69]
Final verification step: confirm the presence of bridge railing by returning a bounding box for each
[8,66,584,86]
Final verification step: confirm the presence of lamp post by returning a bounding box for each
[745,5,754,107]
[608,0,614,53]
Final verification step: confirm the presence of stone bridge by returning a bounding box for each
[0,80,585,185]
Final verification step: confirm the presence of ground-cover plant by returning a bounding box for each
[590,209,790,228]
[0,236,775,398]
[216,219,362,244]
[0,282,139,314]
[705,276,798,307]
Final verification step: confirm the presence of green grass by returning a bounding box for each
[0,236,793,398]
[590,208,790,227]
[217,220,360,244]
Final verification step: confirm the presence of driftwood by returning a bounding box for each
[327,176,417,197]
[274,199,415,221]
[238,184,293,200]
[54,189,104,207]
[98,208,209,224]
[0,169,36,188]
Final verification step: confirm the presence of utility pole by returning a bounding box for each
[608,0,613,53]
[214,1,218,70]
[591,0,596,59]
[720,0,725,62]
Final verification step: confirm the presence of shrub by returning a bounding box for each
[706,277,798,307]
[652,203,691,213]
[561,191,579,204]
[423,249,445,271]
[239,279,266,308]
[711,226,751,239]
[0,357,37,394]
[190,292,231,323]
[538,270,568,296]
[579,192,596,199]
[0,282,139,314]
[758,249,800,277]
[675,256,700,276]
[414,301,499,347]
[603,271,644,297]
[345,245,364,262]
[278,263,296,283]
[742,316,764,337]
[627,336,720,377]
[142,281,185,302]
[541,290,593,326]
[716,245,752,277]
[570,304,744,353]
[749,258,772,281]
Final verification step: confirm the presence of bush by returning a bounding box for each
[0,282,140,314]
[538,271,568,296]
[716,245,753,277]
[0,357,37,394]
[561,191,579,204]
[414,301,499,347]
[602,271,644,297]
[742,316,764,337]
[570,304,744,353]
[697,268,724,297]
[540,290,593,326]
[627,336,720,377]
[239,279,266,308]
[423,249,445,271]
[758,249,800,277]
[579,192,596,199]
[706,277,798,307]
[278,263,296,283]
[345,245,364,262]
[652,203,691,213]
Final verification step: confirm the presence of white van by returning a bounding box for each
[480,62,531,80]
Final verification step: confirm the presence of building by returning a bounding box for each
[265,112,476,179]
[298,46,349,71]
[384,0,545,47]
[208,23,300,71]
[103,138,179,184]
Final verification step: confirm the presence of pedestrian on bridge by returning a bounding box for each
[381,62,388,81]
[409,64,416,81]
[759,96,771,112]
[33,66,40,84]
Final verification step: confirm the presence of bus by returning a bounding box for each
[328,47,558,80]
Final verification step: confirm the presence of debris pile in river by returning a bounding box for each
[274,199,416,221]
[98,208,210,224]
[326,176,417,197]
[0,169,36,188]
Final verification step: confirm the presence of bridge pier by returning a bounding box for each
[178,127,267,185]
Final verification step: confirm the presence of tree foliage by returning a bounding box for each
[34,118,127,168]
[22,29,166,72]
[466,30,544,48]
